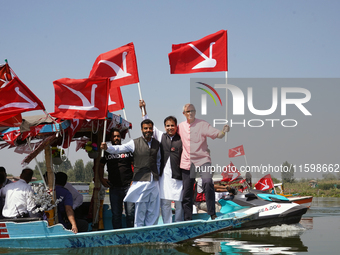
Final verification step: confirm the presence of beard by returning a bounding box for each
[113,139,121,145]
[143,131,153,139]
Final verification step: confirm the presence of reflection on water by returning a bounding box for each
[1,244,187,255]
[191,223,309,254]
[306,197,340,217]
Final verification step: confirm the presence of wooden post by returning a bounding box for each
[44,146,58,224]
[91,132,103,231]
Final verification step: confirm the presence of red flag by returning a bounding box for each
[2,129,20,146]
[89,42,139,87]
[108,86,125,112]
[21,125,44,140]
[168,30,227,74]
[62,119,85,148]
[0,63,13,88]
[255,174,274,191]
[228,145,245,158]
[221,162,241,182]
[52,78,109,120]
[0,77,45,122]
[0,114,22,127]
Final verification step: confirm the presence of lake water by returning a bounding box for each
[2,197,340,255]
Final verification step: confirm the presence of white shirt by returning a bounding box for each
[0,179,36,218]
[152,125,183,201]
[64,182,83,209]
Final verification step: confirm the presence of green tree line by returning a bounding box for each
[33,159,94,182]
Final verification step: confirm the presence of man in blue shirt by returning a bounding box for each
[55,172,88,233]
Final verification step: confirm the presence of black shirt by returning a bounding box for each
[100,151,133,187]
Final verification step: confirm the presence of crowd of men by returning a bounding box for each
[0,100,230,231]
[100,100,230,227]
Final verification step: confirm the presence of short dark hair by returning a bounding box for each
[20,168,33,183]
[55,172,68,186]
[164,116,177,126]
[141,119,154,129]
[110,128,121,137]
[0,172,6,185]
[0,167,6,174]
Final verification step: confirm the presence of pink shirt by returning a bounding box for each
[178,118,220,170]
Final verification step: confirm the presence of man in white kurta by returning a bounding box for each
[140,100,183,223]
[101,119,161,227]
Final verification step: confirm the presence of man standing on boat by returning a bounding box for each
[139,100,184,223]
[99,128,135,229]
[101,119,161,227]
[179,104,230,220]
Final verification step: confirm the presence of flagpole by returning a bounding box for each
[244,154,249,168]
[101,117,107,157]
[215,72,228,142]
[137,82,145,116]
[224,71,228,142]
[122,108,131,138]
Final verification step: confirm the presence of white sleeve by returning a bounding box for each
[106,139,135,154]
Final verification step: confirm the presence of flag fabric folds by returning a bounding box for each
[168,30,228,74]
[89,42,139,87]
[0,77,45,122]
[52,77,109,120]
[254,174,274,191]
[108,86,125,112]
[221,162,241,182]
[228,145,245,158]
[62,119,85,149]
[0,63,13,88]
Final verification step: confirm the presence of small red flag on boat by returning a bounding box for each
[221,162,241,182]
[255,174,274,191]
[228,145,245,158]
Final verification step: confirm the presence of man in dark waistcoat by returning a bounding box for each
[101,119,161,227]
[99,128,135,229]
[139,100,183,223]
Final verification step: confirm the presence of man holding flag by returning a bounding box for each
[101,119,160,227]
[178,103,230,220]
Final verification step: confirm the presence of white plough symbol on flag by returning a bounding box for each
[0,87,38,110]
[189,42,217,69]
[258,179,269,190]
[58,84,99,111]
[98,51,131,81]
[231,148,242,157]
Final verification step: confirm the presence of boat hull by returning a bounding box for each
[287,196,313,208]
[0,212,257,249]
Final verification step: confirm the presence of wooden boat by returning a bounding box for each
[273,183,313,208]
[0,210,258,249]
[0,114,261,249]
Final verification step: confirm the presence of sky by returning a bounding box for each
[1,0,339,180]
